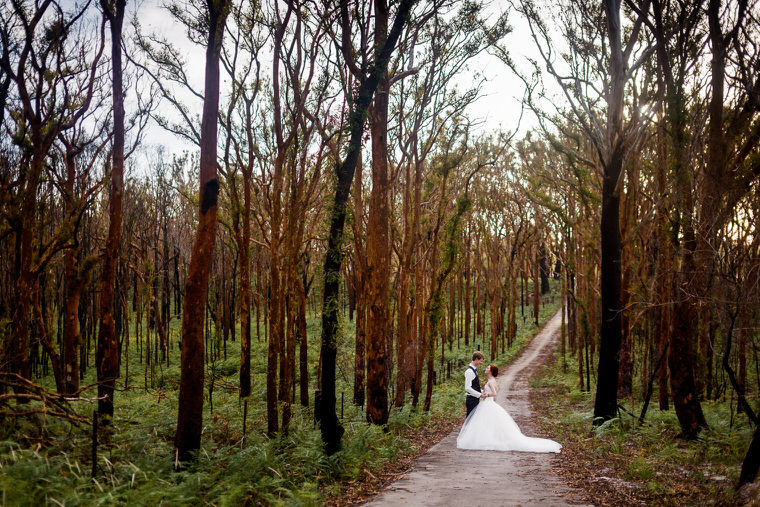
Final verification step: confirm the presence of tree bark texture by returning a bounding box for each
[593,0,624,424]
[319,0,413,451]
[97,0,127,419]
[239,175,252,398]
[174,0,228,462]
[365,0,391,424]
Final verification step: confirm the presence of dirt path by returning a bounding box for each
[365,310,591,506]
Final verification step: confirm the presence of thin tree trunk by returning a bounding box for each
[62,149,86,395]
[465,233,471,346]
[532,249,540,325]
[239,175,252,398]
[298,268,309,407]
[352,156,367,407]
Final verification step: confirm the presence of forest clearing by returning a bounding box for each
[1,0,759,505]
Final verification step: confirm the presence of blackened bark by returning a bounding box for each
[539,246,550,294]
[593,0,624,424]
[319,0,414,453]
[740,424,760,487]
[174,0,228,463]
[670,245,708,438]
[239,176,252,398]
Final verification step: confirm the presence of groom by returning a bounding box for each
[464,351,487,417]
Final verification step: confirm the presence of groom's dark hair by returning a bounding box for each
[472,351,484,361]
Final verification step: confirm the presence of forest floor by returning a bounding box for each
[0,287,563,505]
[361,310,592,506]
[530,345,757,506]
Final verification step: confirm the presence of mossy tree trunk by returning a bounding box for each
[319,0,414,452]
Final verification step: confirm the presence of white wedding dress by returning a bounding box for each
[456,382,561,453]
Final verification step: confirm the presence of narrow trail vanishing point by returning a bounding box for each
[365,309,592,506]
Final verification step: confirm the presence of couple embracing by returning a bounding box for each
[457,351,561,453]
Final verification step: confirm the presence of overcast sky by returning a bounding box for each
[127,0,556,163]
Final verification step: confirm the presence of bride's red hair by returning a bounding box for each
[488,364,499,377]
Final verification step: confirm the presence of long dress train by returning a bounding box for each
[457,383,561,453]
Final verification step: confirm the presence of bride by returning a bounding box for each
[457,364,561,453]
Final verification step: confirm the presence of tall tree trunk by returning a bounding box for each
[448,279,455,346]
[412,256,425,407]
[593,0,624,424]
[365,0,391,424]
[352,156,367,407]
[532,249,540,325]
[738,310,747,412]
[298,268,309,407]
[654,90,671,411]
[63,250,83,395]
[394,268,409,408]
[319,0,413,452]
[97,0,126,419]
[267,6,291,435]
[618,158,636,399]
[464,232,471,346]
[539,245,550,294]
[62,147,88,395]
[670,242,708,438]
[239,175,252,398]
[174,0,228,462]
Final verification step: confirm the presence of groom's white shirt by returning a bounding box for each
[464,363,481,398]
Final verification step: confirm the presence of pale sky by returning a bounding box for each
[125,0,557,162]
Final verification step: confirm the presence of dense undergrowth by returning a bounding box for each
[0,284,560,505]
[531,347,754,505]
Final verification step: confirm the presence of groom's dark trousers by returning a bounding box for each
[466,395,480,417]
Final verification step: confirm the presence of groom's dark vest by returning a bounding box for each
[468,365,481,394]
[465,365,481,416]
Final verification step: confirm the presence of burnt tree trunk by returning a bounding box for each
[239,174,252,398]
[539,246,550,295]
[97,0,127,419]
[174,0,228,463]
[319,0,413,452]
[593,0,624,425]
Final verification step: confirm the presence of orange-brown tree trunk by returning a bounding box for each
[174,0,228,462]
[319,0,413,452]
[365,16,391,423]
[297,267,309,407]
[412,259,425,407]
[654,97,671,411]
[532,249,540,325]
[97,0,127,419]
[352,156,367,407]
